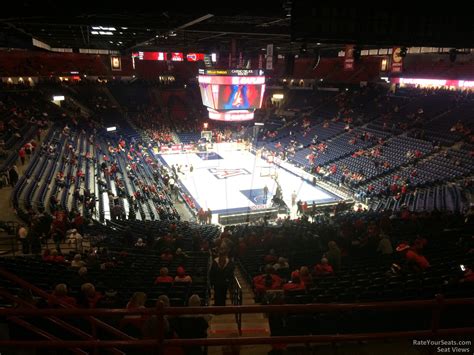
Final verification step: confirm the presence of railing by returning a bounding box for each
[229,275,243,335]
[0,296,473,351]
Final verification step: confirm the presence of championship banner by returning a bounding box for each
[110,56,121,71]
[266,44,273,70]
[391,47,404,73]
[239,52,243,68]
[258,54,263,69]
[344,45,354,71]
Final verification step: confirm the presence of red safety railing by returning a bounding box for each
[0,297,473,350]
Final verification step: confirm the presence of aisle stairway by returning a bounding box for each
[208,268,271,355]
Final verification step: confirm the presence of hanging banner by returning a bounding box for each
[391,47,404,73]
[110,56,122,71]
[228,53,232,68]
[266,44,273,70]
[239,52,243,68]
[258,54,263,69]
[344,44,354,71]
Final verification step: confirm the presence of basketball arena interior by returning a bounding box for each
[0,3,473,355]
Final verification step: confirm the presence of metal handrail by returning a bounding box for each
[230,275,243,335]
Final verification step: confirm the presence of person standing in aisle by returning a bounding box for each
[210,251,235,306]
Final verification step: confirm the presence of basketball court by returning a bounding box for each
[156,143,341,222]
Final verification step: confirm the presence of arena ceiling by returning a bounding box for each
[0,1,308,55]
[1,2,473,55]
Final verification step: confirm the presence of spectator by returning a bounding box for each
[71,254,86,268]
[299,266,313,287]
[282,270,305,292]
[48,284,77,307]
[120,292,148,335]
[206,208,212,224]
[78,266,88,280]
[273,257,289,271]
[377,233,393,255]
[314,258,334,276]
[174,248,189,263]
[161,249,174,262]
[155,267,174,284]
[67,229,83,252]
[326,241,342,271]
[19,147,26,165]
[96,289,122,309]
[134,238,146,247]
[174,294,210,355]
[405,247,430,271]
[77,283,102,308]
[174,267,192,283]
[8,165,19,187]
[143,295,182,353]
[209,251,235,306]
[264,249,278,264]
[18,225,29,254]
[253,265,282,300]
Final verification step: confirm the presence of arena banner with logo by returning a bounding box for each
[391,47,404,73]
[344,45,354,70]
[110,56,121,71]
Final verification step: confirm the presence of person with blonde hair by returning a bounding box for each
[121,292,148,335]
[71,254,86,268]
[78,283,102,308]
[48,283,77,307]
[174,294,210,355]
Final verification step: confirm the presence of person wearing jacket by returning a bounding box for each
[209,251,235,306]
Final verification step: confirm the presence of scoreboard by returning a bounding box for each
[198,69,266,121]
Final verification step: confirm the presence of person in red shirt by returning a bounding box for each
[405,248,430,270]
[253,265,282,299]
[174,267,192,283]
[314,258,334,276]
[19,147,26,165]
[264,249,278,264]
[48,284,77,307]
[299,266,313,288]
[78,283,102,308]
[282,271,305,292]
[155,267,174,284]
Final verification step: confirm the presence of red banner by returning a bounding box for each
[391,47,404,73]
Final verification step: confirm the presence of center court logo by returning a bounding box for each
[209,168,251,179]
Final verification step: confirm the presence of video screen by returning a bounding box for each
[217,84,263,110]
[199,83,215,108]
[198,75,265,111]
